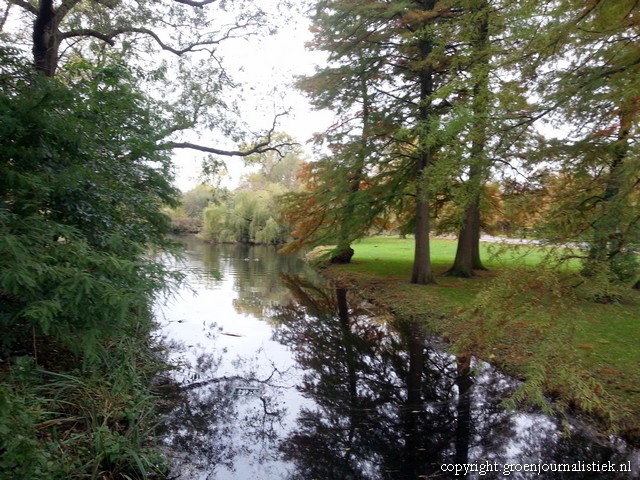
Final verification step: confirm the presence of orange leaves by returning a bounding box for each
[398,1,457,28]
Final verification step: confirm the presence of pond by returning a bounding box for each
[154,237,639,479]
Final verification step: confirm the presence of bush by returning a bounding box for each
[0,48,178,479]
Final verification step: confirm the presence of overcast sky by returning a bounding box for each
[172,7,332,191]
[2,1,330,192]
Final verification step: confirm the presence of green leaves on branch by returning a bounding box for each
[0,47,180,479]
[0,48,179,358]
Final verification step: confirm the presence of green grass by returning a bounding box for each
[350,236,558,274]
[324,235,640,444]
[572,302,640,399]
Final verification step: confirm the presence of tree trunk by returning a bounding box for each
[586,108,631,281]
[446,0,490,278]
[411,172,435,284]
[33,0,59,77]
[330,247,355,264]
[410,0,436,285]
[447,198,482,277]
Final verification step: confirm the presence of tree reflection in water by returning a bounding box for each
[157,240,637,480]
[157,339,291,479]
[273,275,635,480]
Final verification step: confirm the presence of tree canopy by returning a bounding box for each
[3,0,297,159]
[286,0,639,288]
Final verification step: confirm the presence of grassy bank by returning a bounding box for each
[0,328,171,480]
[321,236,640,445]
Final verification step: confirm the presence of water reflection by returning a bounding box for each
[272,278,510,479]
[157,240,638,480]
[158,354,290,479]
[272,276,636,480]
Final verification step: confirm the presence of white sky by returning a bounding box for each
[1,1,332,193]
[171,10,333,192]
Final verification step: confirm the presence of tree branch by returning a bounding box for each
[127,27,222,55]
[172,0,220,6]
[56,0,83,23]
[0,2,13,30]
[163,140,298,158]
[60,26,219,55]
[161,110,295,157]
[61,23,256,56]
[60,28,116,45]
[7,0,37,15]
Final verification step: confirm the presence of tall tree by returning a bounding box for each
[532,0,640,285]
[297,0,459,284]
[290,0,401,262]
[6,0,294,158]
[446,0,492,277]
[440,0,541,277]
[404,0,439,285]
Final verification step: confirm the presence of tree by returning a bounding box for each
[295,67,389,263]
[296,0,463,281]
[240,133,306,191]
[201,203,228,241]
[0,49,177,356]
[199,135,304,244]
[0,49,182,477]
[164,184,220,233]
[181,184,216,218]
[402,0,441,285]
[297,0,406,263]
[528,0,640,286]
[419,0,536,278]
[5,0,295,159]
[445,0,493,277]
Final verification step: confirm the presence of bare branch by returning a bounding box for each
[61,23,257,56]
[161,110,295,157]
[60,26,217,54]
[60,28,116,45]
[126,26,221,55]
[7,0,37,15]
[163,140,298,158]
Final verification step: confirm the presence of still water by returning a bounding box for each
[155,237,638,479]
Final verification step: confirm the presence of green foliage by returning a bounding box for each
[201,204,228,241]
[520,0,640,285]
[0,335,169,479]
[163,185,225,234]
[0,381,52,479]
[200,187,288,245]
[199,143,304,245]
[180,184,216,218]
[0,48,178,479]
[0,52,178,357]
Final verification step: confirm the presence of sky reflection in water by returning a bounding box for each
[155,237,638,480]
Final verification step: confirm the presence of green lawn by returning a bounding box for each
[324,235,640,444]
[350,235,558,273]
